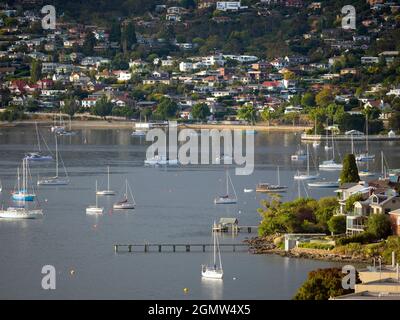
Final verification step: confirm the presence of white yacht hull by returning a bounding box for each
[201,266,223,279]
[0,208,43,219]
[308,181,339,188]
[86,207,104,215]
[96,190,115,196]
[37,177,69,186]
[214,197,237,205]
[113,203,135,210]
[294,174,319,181]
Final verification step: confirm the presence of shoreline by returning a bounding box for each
[0,120,311,132]
[244,237,370,264]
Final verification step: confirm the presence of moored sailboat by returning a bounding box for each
[37,134,69,186]
[12,159,36,201]
[24,122,53,162]
[214,170,237,204]
[294,144,319,180]
[86,180,104,215]
[113,179,136,210]
[96,166,115,196]
[201,222,223,280]
[256,166,287,193]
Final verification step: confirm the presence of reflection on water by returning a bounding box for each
[201,277,223,300]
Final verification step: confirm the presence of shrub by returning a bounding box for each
[298,243,334,250]
[336,232,377,246]
[366,214,392,240]
[328,215,346,235]
[293,268,358,300]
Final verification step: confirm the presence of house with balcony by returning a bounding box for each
[346,188,400,235]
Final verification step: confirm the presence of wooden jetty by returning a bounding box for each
[212,225,259,233]
[114,243,248,253]
[212,218,259,233]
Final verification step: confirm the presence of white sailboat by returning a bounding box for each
[1,160,43,219]
[51,112,66,134]
[131,130,146,137]
[144,155,180,166]
[25,122,53,161]
[256,166,287,193]
[113,179,136,210]
[319,135,343,171]
[312,119,320,148]
[379,151,389,181]
[294,144,319,180]
[308,180,339,188]
[12,159,36,201]
[96,166,115,196]
[86,180,104,215]
[214,170,237,204]
[58,116,77,136]
[324,128,333,151]
[356,114,375,162]
[201,223,223,280]
[37,134,69,186]
[291,146,307,161]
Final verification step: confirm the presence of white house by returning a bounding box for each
[81,97,97,108]
[180,62,194,72]
[216,1,248,11]
[114,70,132,82]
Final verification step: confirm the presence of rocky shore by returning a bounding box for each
[244,237,370,264]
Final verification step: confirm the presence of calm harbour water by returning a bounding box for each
[0,125,399,300]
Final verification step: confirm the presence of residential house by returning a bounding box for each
[216,1,248,11]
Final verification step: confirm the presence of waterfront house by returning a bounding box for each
[346,182,400,235]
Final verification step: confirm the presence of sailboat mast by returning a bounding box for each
[55,134,58,177]
[297,176,301,199]
[226,170,229,195]
[351,134,354,154]
[107,166,110,190]
[277,166,280,185]
[306,144,310,175]
[23,159,26,192]
[17,167,20,191]
[213,226,216,267]
[95,180,98,207]
[35,122,41,152]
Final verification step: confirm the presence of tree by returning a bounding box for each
[301,92,315,107]
[25,98,39,112]
[294,268,358,300]
[109,20,121,43]
[340,154,360,184]
[82,32,96,56]
[315,88,334,108]
[155,97,178,120]
[260,108,273,126]
[180,0,196,9]
[191,103,210,121]
[367,214,392,239]
[30,59,42,83]
[121,22,137,53]
[140,107,152,122]
[92,96,113,120]
[237,104,257,125]
[328,215,346,235]
[62,97,80,119]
